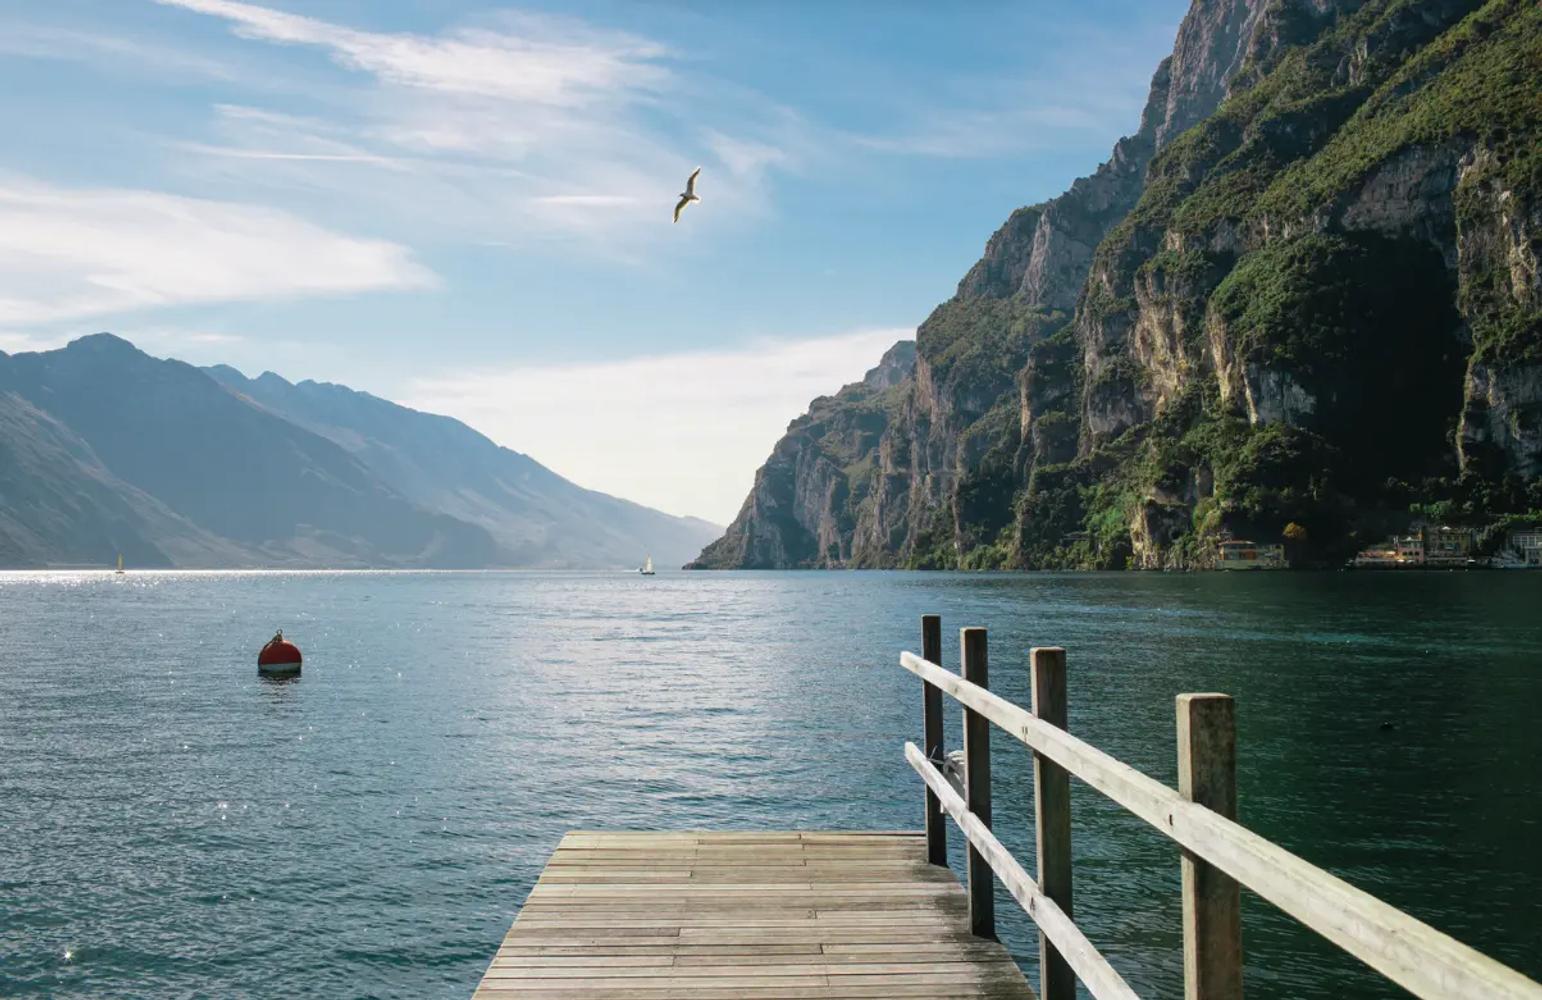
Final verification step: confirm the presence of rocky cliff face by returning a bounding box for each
[694,0,1541,570]
[956,0,1281,313]
[1071,0,1537,568]
[690,342,915,568]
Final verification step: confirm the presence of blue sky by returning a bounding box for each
[0,0,1188,521]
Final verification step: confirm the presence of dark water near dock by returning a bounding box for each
[2,570,1539,998]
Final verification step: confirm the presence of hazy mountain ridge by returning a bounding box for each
[0,386,251,569]
[692,0,1541,570]
[207,365,719,568]
[0,334,717,569]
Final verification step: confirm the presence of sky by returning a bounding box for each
[0,0,1188,524]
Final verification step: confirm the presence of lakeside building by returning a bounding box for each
[1512,528,1542,565]
[1495,527,1542,568]
[1352,524,1480,568]
[1352,544,1402,567]
[1217,539,1286,570]
[1421,525,1475,566]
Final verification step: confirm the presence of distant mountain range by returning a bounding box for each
[0,334,718,569]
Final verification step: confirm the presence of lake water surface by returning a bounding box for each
[2,570,1539,998]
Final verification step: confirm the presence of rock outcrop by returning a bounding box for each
[689,342,915,568]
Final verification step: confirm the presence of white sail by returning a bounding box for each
[643,556,654,574]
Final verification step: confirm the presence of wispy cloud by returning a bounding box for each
[0,175,433,326]
[176,142,413,167]
[153,0,671,105]
[0,21,243,81]
[402,328,911,522]
[531,194,640,207]
[144,1,805,247]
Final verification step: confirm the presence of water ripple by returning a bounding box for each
[1,569,1539,998]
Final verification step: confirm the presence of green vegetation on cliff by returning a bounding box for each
[692,0,1540,572]
[1042,0,1540,571]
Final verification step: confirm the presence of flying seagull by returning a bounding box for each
[673,167,701,223]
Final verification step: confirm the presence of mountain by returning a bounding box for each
[692,0,1541,570]
[0,383,253,569]
[0,334,495,569]
[689,342,916,569]
[205,365,719,568]
[0,334,717,569]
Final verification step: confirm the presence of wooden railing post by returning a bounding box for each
[921,614,946,867]
[1178,693,1244,1000]
[960,626,994,938]
[900,649,1542,1000]
[1032,647,1075,1000]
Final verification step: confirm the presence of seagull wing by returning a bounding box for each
[685,166,701,198]
[674,194,691,223]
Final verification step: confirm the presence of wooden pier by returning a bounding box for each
[474,615,1542,1000]
[472,830,1033,998]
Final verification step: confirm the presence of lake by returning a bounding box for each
[2,570,1539,998]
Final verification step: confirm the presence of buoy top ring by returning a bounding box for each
[259,630,302,667]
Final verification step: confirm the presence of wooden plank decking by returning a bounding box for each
[473,830,1035,999]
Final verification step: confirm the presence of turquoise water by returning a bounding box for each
[2,570,1539,998]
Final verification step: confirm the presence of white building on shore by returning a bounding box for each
[1494,527,1542,568]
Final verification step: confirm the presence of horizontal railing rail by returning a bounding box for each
[905,741,1139,1000]
[901,616,1542,1000]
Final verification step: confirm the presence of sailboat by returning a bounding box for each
[115,553,125,575]
[639,555,655,576]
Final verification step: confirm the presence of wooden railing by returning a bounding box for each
[901,614,1542,1000]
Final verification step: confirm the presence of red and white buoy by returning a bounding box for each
[258,629,302,676]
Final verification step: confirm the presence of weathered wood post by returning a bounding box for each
[961,626,994,938]
[1178,693,1243,1000]
[922,614,946,867]
[1032,646,1075,1000]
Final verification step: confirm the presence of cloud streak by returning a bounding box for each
[148,1,803,247]
[0,176,433,325]
[0,20,244,81]
[153,0,671,105]
[402,328,911,522]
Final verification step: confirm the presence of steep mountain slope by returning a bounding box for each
[1070,0,1540,568]
[694,0,1540,570]
[690,342,915,569]
[0,386,253,568]
[206,366,720,569]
